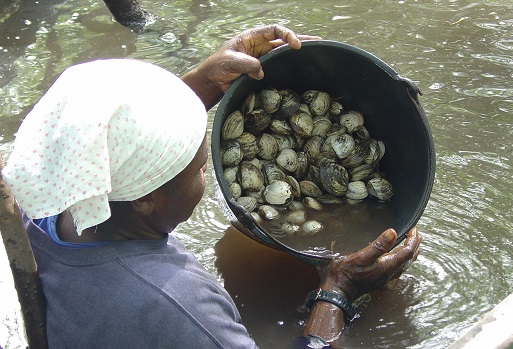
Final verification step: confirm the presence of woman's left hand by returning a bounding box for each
[204,24,321,91]
[181,24,320,109]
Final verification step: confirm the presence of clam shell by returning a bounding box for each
[298,103,312,115]
[312,152,337,168]
[305,165,322,189]
[276,148,299,173]
[257,133,279,160]
[354,125,370,141]
[329,100,344,118]
[237,132,260,159]
[289,110,314,138]
[221,140,243,167]
[273,134,297,151]
[222,110,244,140]
[326,133,355,160]
[229,182,242,200]
[363,139,380,164]
[280,222,301,236]
[299,220,323,235]
[320,163,348,196]
[376,140,386,162]
[237,196,258,212]
[258,204,281,220]
[244,185,266,204]
[260,87,281,114]
[262,162,288,185]
[270,119,294,135]
[326,124,347,137]
[244,108,271,135]
[237,161,265,191]
[302,196,323,211]
[302,90,331,117]
[299,180,323,198]
[275,89,301,120]
[242,92,257,114]
[250,211,263,224]
[288,200,305,211]
[223,166,238,184]
[348,163,375,181]
[292,151,309,180]
[346,181,369,200]
[302,135,323,160]
[367,177,394,201]
[316,194,345,204]
[340,141,371,168]
[294,134,306,150]
[287,175,302,199]
[247,157,262,171]
[311,117,333,138]
[263,180,294,206]
[286,210,307,225]
[340,111,364,133]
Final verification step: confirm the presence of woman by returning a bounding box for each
[2,25,422,348]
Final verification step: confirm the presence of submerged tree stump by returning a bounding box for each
[0,154,48,349]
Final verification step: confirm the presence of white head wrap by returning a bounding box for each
[2,59,207,234]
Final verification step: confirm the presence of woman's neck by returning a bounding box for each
[56,210,166,243]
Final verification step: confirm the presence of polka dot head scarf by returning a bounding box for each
[2,59,207,235]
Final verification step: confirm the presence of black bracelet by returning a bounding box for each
[305,289,357,321]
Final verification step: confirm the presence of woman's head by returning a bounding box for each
[2,59,208,234]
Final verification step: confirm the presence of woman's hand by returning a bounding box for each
[181,24,321,109]
[201,24,321,91]
[321,227,423,302]
[302,227,422,345]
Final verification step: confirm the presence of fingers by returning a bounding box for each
[381,227,422,278]
[229,51,263,80]
[348,228,398,266]
[267,25,302,49]
[388,227,422,264]
[253,25,321,50]
[264,27,322,49]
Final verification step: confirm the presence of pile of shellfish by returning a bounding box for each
[220,87,394,237]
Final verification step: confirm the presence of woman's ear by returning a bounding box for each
[131,193,155,216]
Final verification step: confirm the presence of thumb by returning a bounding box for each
[349,229,397,266]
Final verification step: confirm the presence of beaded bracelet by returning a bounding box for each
[305,289,357,321]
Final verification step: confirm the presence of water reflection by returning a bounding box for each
[1,0,513,348]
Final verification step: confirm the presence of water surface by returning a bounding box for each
[1,0,513,348]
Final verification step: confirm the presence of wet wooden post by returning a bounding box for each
[0,154,48,349]
[102,0,150,32]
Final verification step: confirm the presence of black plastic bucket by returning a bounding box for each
[211,40,435,265]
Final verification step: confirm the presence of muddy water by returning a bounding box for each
[1,0,513,348]
[258,199,398,257]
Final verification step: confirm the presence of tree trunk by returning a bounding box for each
[0,154,48,349]
[102,0,150,32]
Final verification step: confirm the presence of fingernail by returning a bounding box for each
[384,229,395,242]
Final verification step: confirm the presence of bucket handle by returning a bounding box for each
[398,76,423,105]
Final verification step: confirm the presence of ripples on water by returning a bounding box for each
[1,0,513,348]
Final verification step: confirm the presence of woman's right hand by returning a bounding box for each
[320,227,423,302]
[301,228,422,347]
